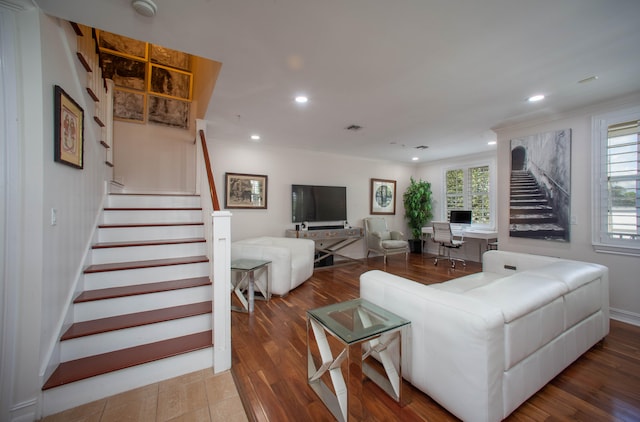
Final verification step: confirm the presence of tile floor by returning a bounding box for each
[40,369,248,422]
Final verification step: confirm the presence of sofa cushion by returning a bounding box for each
[524,261,604,290]
[464,272,568,323]
[430,272,504,293]
[381,239,409,250]
[503,296,565,369]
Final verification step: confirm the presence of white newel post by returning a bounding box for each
[212,211,232,372]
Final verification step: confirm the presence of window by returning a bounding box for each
[445,164,492,226]
[592,106,640,255]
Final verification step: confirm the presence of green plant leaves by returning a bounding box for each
[403,177,433,239]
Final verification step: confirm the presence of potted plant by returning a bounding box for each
[403,177,433,253]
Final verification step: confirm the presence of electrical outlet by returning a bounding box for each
[51,208,57,226]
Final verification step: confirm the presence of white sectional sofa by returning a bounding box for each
[359,250,609,422]
[231,236,315,296]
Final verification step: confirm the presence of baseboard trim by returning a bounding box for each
[610,307,640,327]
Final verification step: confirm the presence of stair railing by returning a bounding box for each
[195,119,232,372]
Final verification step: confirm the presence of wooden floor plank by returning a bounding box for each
[231,253,640,421]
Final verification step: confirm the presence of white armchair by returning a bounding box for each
[364,217,410,264]
[231,237,315,296]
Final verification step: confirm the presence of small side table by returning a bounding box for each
[230,259,271,313]
[307,298,410,421]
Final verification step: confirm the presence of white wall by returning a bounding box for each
[209,138,416,259]
[113,121,196,193]
[5,9,113,421]
[494,93,640,325]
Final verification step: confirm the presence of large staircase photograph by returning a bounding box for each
[42,193,215,413]
[509,170,567,240]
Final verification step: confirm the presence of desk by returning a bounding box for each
[307,298,410,421]
[422,227,498,262]
[286,228,364,266]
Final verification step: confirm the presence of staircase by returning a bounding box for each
[42,193,214,415]
[509,170,566,240]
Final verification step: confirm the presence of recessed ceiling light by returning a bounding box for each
[250,134,260,141]
[295,96,308,103]
[488,141,497,145]
[412,157,419,161]
[528,94,545,102]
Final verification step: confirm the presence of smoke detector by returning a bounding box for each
[132,0,157,17]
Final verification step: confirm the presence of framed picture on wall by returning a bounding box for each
[150,44,191,71]
[370,178,396,214]
[98,31,148,60]
[147,95,190,129]
[100,52,147,91]
[54,85,84,169]
[225,173,268,209]
[149,64,192,100]
[113,88,146,123]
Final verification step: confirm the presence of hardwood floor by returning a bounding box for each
[231,253,640,421]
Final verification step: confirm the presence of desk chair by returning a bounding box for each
[364,217,410,264]
[432,222,466,268]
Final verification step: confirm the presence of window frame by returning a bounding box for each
[591,105,640,256]
[442,160,495,229]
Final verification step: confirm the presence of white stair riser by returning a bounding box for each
[91,242,207,265]
[103,210,203,225]
[84,262,209,290]
[107,194,200,209]
[74,285,212,321]
[61,314,212,361]
[42,348,213,417]
[98,224,204,243]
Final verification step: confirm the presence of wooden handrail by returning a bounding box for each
[198,129,221,211]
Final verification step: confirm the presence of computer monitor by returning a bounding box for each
[450,210,472,225]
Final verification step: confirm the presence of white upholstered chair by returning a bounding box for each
[364,217,410,264]
[432,221,465,268]
[231,237,315,296]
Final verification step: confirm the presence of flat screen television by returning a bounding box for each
[450,210,472,224]
[292,185,347,223]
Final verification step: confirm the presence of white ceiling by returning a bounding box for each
[32,0,640,163]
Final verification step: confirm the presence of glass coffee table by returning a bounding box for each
[307,298,411,421]
[230,259,271,313]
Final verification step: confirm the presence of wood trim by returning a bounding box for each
[198,130,221,210]
[42,331,212,390]
[69,21,83,36]
[76,52,91,72]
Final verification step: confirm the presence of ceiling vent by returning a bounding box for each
[345,124,362,131]
[415,145,429,150]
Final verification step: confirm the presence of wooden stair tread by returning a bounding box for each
[74,277,211,303]
[98,222,204,228]
[92,237,206,249]
[61,301,212,340]
[84,256,208,273]
[42,331,212,390]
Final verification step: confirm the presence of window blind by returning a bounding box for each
[605,120,639,241]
